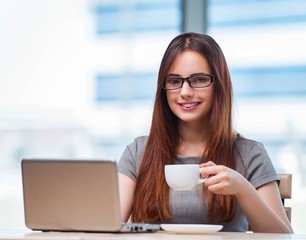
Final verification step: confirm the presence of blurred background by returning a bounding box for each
[0,0,305,233]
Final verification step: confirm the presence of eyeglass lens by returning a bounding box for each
[164,75,213,90]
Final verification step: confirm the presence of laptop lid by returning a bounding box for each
[21,159,159,233]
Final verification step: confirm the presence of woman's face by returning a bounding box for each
[166,50,214,126]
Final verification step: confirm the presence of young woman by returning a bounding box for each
[117,32,293,233]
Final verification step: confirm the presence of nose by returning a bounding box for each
[180,80,194,99]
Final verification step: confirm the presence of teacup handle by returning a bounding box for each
[198,168,208,184]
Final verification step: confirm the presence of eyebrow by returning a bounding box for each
[166,72,210,77]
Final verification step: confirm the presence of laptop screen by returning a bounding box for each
[22,159,123,232]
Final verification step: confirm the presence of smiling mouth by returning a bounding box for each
[179,102,199,108]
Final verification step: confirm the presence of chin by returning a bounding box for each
[179,118,202,124]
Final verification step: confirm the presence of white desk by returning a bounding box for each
[1,231,306,240]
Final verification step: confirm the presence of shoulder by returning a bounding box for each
[127,136,148,154]
[118,136,148,181]
[124,135,148,164]
[235,134,264,148]
[235,134,267,157]
[234,134,279,188]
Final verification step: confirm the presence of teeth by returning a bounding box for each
[182,103,197,108]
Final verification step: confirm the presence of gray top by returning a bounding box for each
[118,135,279,232]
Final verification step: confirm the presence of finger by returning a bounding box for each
[203,173,221,186]
[207,182,229,195]
[199,167,213,178]
[200,165,220,177]
[200,161,216,168]
[200,166,219,179]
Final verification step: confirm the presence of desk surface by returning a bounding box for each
[1,231,306,240]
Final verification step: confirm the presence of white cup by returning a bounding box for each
[164,164,206,191]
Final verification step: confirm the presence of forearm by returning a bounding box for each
[118,173,136,222]
[235,180,293,233]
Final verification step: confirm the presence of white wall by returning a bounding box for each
[0,0,94,111]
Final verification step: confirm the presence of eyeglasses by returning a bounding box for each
[163,73,214,90]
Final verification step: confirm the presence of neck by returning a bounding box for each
[177,121,208,156]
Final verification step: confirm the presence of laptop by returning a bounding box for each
[21,159,160,233]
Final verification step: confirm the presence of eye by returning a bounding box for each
[166,78,181,85]
[194,76,210,83]
[191,76,210,83]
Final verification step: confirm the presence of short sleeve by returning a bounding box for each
[117,136,147,182]
[235,137,280,189]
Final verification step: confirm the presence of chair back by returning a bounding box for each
[278,173,292,222]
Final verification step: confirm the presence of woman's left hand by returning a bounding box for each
[200,161,248,196]
[200,162,293,233]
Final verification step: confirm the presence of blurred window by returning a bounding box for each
[207,0,306,179]
[95,1,181,34]
[93,0,181,102]
[207,3,306,232]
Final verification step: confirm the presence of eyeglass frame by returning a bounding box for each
[162,73,214,90]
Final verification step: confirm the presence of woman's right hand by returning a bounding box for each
[118,173,136,222]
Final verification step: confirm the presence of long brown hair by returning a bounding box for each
[131,32,236,223]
